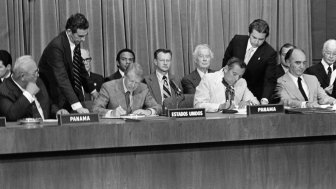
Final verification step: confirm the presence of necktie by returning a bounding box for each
[73,44,84,101]
[244,47,254,64]
[222,78,235,107]
[125,91,132,114]
[298,77,308,101]
[31,103,42,119]
[162,76,171,98]
[328,66,332,81]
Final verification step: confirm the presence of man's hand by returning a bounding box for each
[132,109,151,116]
[260,98,269,105]
[56,109,69,116]
[26,82,40,96]
[111,106,126,117]
[306,101,320,108]
[324,85,333,95]
[219,101,235,110]
[76,107,90,114]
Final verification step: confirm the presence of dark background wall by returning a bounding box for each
[311,0,336,64]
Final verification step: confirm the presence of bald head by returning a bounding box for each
[322,39,336,65]
[286,48,307,77]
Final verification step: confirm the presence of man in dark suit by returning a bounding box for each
[275,43,295,79]
[181,44,215,94]
[277,48,336,108]
[93,62,161,117]
[305,39,336,97]
[81,48,104,100]
[105,48,135,82]
[0,56,68,121]
[144,49,182,105]
[222,19,277,104]
[39,13,97,113]
[0,50,12,83]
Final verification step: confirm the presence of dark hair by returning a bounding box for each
[248,19,270,38]
[226,57,247,70]
[0,50,12,66]
[116,48,135,62]
[65,13,89,33]
[279,43,295,55]
[154,49,172,59]
[285,48,305,61]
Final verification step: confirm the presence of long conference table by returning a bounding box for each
[1,112,336,189]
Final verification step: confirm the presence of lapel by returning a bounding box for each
[248,43,265,67]
[302,74,315,101]
[283,73,306,101]
[147,73,162,104]
[191,70,201,86]
[239,36,249,59]
[116,78,127,110]
[61,31,73,78]
[316,62,329,86]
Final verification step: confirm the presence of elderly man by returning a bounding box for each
[144,49,182,104]
[0,50,12,83]
[194,57,259,112]
[81,48,104,100]
[223,19,277,104]
[0,56,68,121]
[39,13,97,113]
[305,39,336,97]
[277,48,336,108]
[105,48,135,82]
[93,62,161,117]
[181,44,215,94]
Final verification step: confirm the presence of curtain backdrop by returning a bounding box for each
[0,0,311,78]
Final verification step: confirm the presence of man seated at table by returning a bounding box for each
[276,48,336,108]
[93,62,161,117]
[0,56,68,121]
[194,57,260,112]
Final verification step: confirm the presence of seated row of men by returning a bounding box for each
[0,13,336,121]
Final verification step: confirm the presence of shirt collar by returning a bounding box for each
[196,68,208,78]
[119,69,125,77]
[66,32,76,52]
[288,72,305,84]
[246,39,258,52]
[321,59,333,72]
[156,70,169,82]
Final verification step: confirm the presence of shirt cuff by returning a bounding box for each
[106,110,113,117]
[91,89,98,94]
[147,108,155,115]
[23,91,34,103]
[301,101,307,108]
[71,102,83,111]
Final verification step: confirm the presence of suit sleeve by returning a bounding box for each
[144,89,162,115]
[222,36,235,67]
[262,49,277,100]
[181,77,195,94]
[0,94,32,121]
[92,83,111,116]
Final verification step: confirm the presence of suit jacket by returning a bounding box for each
[105,70,122,82]
[181,69,215,94]
[222,35,277,101]
[144,72,182,104]
[38,31,95,111]
[277,73,335,107]
[92,78,161,115]
[275,64,286,79]
[0,78,57,121]
[84,72,104,100]
[194,68,260,112]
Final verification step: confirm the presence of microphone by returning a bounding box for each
[170,80,183,96]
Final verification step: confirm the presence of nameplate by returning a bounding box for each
[0,117,6,127]
[247,104,284,116]
[168,108,206,118]
[58,113,99,125]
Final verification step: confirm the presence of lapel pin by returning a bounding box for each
[258,57,260,60]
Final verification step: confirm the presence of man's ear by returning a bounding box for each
[153,59,158,66]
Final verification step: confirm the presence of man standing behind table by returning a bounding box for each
[81,48,104,100]
[222,19,277,104]
[0,56,68,121]
[0,50,12,83]
[93,62,161,117]
[194,57,260,112]
[144,49,182,105]
[305,39,336,97]
[181,44,215,94]
[39,13,98,113]
[105,48,135,82]
[277,48,336,108]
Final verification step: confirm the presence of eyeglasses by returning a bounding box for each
[83,57,92,62]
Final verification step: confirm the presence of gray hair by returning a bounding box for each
[125,62,143,78]
[192,44,214,64]
[323,39,336,53]
[12,55,36,79]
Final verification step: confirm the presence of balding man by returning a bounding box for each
[0,56,68,121]
[305,39,336,97]
[277,48,336,108]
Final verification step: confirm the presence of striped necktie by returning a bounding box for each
[73,44,84,101]
[162,76,171,99]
